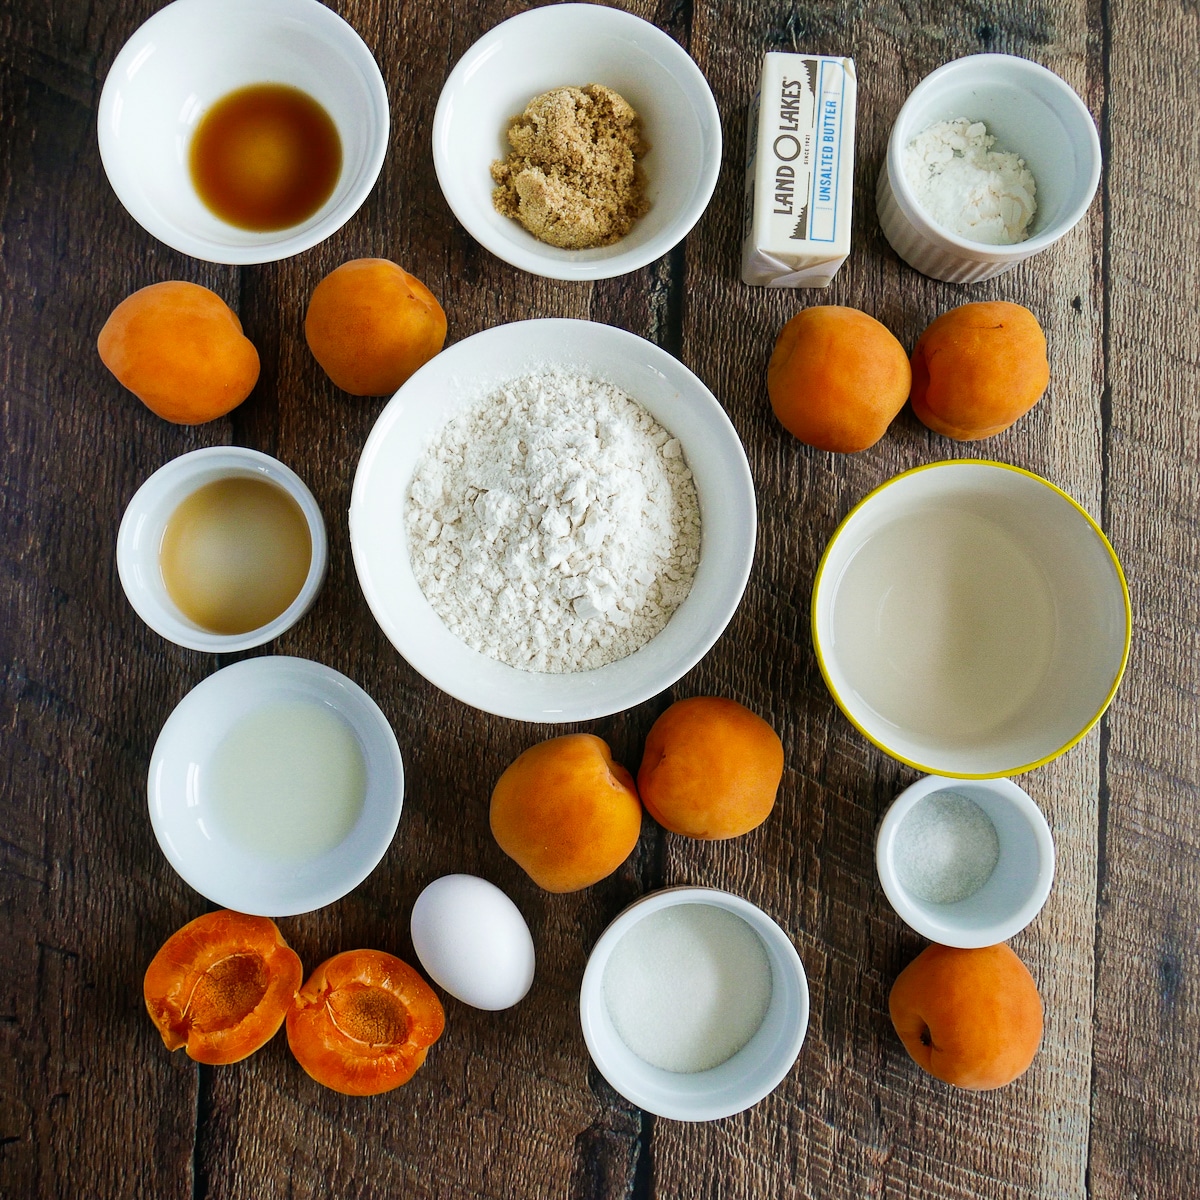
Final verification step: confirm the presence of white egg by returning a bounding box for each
[410,874,535,1010]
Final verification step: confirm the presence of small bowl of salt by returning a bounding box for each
[579,887,809,1121]
[876,53,1101,283]
[876,774,1055,948]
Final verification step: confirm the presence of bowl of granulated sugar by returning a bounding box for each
[349,318,756,722]
[579,887,809,1121]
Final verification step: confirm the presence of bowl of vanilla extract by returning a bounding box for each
[97,0,389,264]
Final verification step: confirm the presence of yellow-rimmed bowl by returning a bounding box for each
[811,461,1130,778]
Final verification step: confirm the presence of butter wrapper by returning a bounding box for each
[741,53,857,288]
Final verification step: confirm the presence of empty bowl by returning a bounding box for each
[350,318,756,723]
[876,54,1101,283]
[117,446,328,652]
[432,3,721,280]
[812,461,1130,777]
[97,0,388,263]
[876,774,1055,947]
[148,656,403,916]
[579,887,809,1121]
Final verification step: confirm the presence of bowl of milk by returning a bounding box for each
[811,460,1130,778]
[148,656,403,915]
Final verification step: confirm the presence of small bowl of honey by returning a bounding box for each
[117,446,328,651]
[97,0,389,264]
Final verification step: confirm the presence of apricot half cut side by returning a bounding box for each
[143,910,303,1065]
[287,949,445,1096]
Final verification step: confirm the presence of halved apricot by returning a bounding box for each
[287,949,445,1095]
[143,910,303,1065]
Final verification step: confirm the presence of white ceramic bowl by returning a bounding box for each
[148,656,403,916]
[876,54,1101,283]
[350,318,756,723]
[117,446,328,652]
[579,888,809,1122]
[812,461,1130,777]
[432,3,721,280]
[97,0,388,264]
[876,774,1055,947]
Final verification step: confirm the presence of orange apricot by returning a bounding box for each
[98,281,260,424]
[490,733,643,893]
[143,909,303,1065]
[286,949,445,1095]
[304,257,447,395]
[767,305,912,452]
[910,301,1049,440]
[888,942,1044,1090]
[637,696,783,839]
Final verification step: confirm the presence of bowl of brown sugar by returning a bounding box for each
[432,4,722,281]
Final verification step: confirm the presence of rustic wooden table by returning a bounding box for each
[3,0,1198,1196]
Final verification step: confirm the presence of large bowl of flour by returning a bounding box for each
[350,319,756,722]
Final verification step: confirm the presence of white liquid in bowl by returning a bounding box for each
[830,507,1056,739]
[206,700,367,862]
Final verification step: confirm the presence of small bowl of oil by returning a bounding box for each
[149,656,404,916]
[117,446,328,652]
[97,0,389,264]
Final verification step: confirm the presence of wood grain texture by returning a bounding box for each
[1,0,1197,1197]
[1088,0,1200,1196]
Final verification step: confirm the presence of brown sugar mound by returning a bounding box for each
[491,84,650,249]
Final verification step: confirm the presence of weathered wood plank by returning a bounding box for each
[1089,0,1200,1195]
[192,1,677,1196]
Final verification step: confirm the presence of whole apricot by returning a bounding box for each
[143,909,303,1065]
[637,696,783,839]
[98,281,260,424]
[889,942,1044,1090]
[910,301,1049,440]
[304,257,447,395]
[490,734,642,893]
[767,305,912,452]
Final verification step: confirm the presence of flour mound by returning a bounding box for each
[406,368,701,673]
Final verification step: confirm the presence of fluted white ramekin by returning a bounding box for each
[877,54,1101,283]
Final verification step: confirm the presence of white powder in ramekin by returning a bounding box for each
[602,904,772,1073]
[903,117,1037,245]
[405,368,701,673]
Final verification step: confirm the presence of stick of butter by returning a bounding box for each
[741,53,857,288]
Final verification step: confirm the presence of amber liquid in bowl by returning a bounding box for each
[160,476,313,635]
[189,83,342,231]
